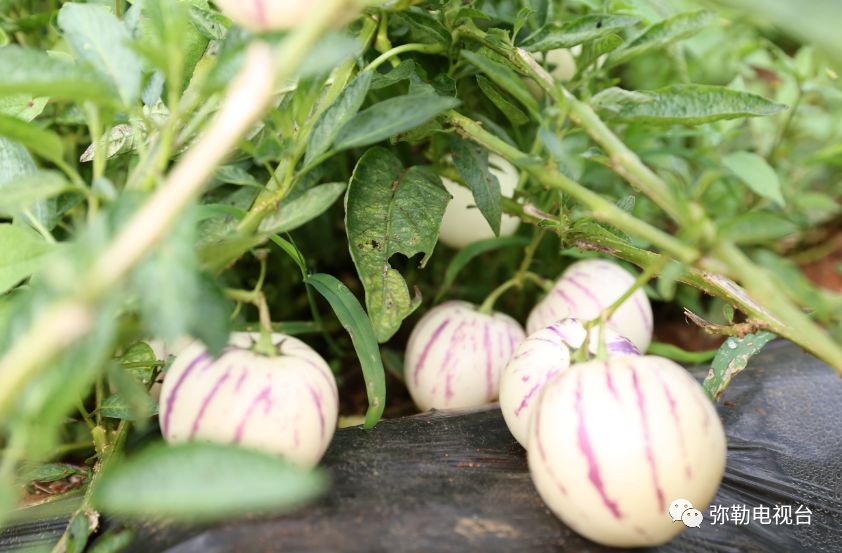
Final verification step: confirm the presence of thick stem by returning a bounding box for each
[712,242,842,372]
[444,111,700,264]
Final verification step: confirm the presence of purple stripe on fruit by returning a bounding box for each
[575,374,623,519]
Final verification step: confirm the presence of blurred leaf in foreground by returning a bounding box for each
[93,442,326,522]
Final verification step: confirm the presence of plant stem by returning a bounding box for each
[444,111,700,264]
[49,421,130,553]
[585,255,667,332]
[363,42,445,73]
[478,230,545,314]
[0,0,352,420]
[712,242,842,372]
[647,342,718,364]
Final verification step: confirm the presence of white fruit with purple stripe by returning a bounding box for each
[499,319,639,448]
[528,355,726,547]
[159,332,338,468]
[213,0,354,32]
[527,259,654,352]
[438,154,521,249]
[405,301,526,411]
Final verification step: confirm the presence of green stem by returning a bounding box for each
[49,421,130,553]
[648,342,718,364]
[444,111,700,264]
[238,16,378,236]
[478,230,545,314]
[479,279,519,314]
[76,400,96,431]
[363,42,445,73]
[712,242,842,372]
[586,256,667,332]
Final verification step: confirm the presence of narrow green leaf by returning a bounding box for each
[270,235,308,276]
[461,50,539,116]
[594,85,787,126]
[58,3,143,105]
[722,152,786,206]
[450,137,503,235]
[305,273,386,428]
[332,94,460,152]
[92,442,326,521]
[606,10,716,67]
[434,235,530,302]
[0,46,116,104]
[305,71,372,165]
[345,148,451,342]
[0,171,72,217]
[258,182,347,235]
[0,113,64,165]
[703,332,775,401]
[521,14,638,51]
[0,223,54,293]
[476,75,529,126]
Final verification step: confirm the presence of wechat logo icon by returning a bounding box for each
[669,498,704,528]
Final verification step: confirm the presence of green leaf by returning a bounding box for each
[703,332,775,401]
[120,341,158,385]
[332,93,460,152]
[80,124,138,163]
[521,14,638,51]
[450,137,502,235]
[0,223,54,293]
[577,33,624,71]
[0,171,72,217]
[434,235,530,302]
[92,442,326,521]
[461,50,539,117]
[270,235,308,276]
[721,152,786,207]
[305,273,386,428]
[134,211,199,343]
[345,148,451,342]
[593,85,787,126]
[21,463,83,484]
[258,182,347,235]
[0,113,64,166]
[476,75,529,126]
[0,95,49,122]
[305,71,372,165]
[606,10,716,67]
[720,211,797,243]
[396,8,451,46]
[58,3,142,105]
[0,46,117,104]
[99,393,158,421]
